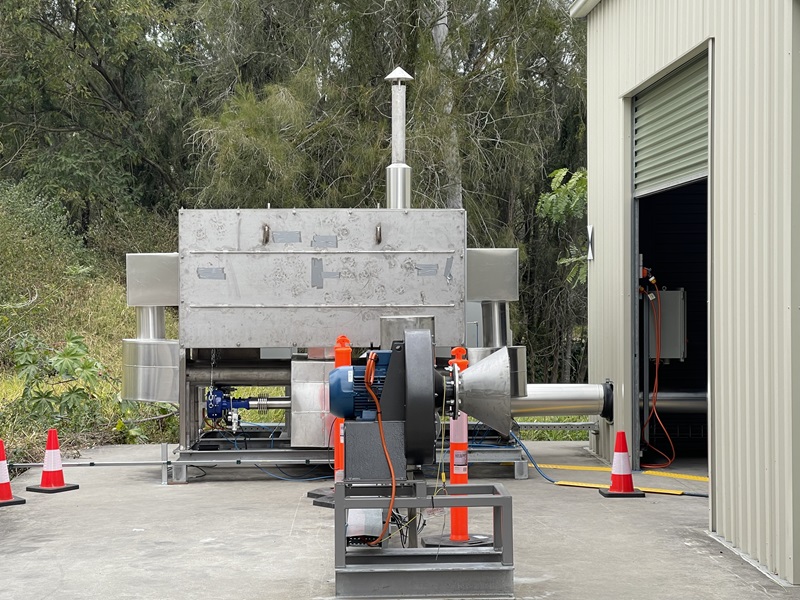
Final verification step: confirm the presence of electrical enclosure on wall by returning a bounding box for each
[648,290,687,361]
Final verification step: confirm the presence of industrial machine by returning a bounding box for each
[121,67,614,598]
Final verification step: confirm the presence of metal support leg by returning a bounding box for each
[514,459,529,480]
[171,463,187,484]
[407,507,419,547]
[334,482,347,568]
[160,443,169,485]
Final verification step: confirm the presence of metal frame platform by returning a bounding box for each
[334,480,514,598]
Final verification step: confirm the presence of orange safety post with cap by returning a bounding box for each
[449,347,470,542]
[333,335,351,483]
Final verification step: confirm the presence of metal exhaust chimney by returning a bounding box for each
[385,67,413,209]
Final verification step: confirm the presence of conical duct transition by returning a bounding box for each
[457,348,512,435]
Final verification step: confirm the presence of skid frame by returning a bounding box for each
[334,480,514,598]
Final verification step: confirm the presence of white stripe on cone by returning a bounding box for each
[0,460,10,484]
[611,451,631,475]
[43,448,62,472]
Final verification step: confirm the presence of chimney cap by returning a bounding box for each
[385,67,413,82]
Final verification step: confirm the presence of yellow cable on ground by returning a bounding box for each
[556,480,610,490]
[641,470,709,482]
[537,463,611,473]
[535,463,708,482]
[636,486,686,496]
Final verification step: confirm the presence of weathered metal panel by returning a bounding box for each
[466,248,519,302]
[178,209,466,348]
[126,253,179,307]
[290,360,335,448]
[584,0,799,583]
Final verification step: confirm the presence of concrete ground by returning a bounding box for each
[1,441,797,600]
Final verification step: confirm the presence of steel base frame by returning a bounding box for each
[170,447,332,483]
[437,446,529,480]
[334,480,514,599]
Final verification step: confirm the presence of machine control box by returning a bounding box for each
[648,289,687,360]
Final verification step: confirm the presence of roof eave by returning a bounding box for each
[570,0,603,18]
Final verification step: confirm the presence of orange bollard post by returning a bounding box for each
[333,336,351,483]
[449,347,470,542]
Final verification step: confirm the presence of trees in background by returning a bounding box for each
[0,0,587,383]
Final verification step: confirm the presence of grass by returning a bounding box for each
[515,415,592,442]
[0,377,23,406]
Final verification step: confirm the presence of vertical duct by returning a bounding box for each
[480,301,510,348]
[123,253,179,404]
[385,67,414,209]
[136,306,166,340]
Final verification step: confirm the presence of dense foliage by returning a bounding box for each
[1,0,588,383]
[0,182,177,463]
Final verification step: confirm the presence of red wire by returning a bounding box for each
[641,286,676,469]
[364,352,397,546]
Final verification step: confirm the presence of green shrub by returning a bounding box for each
[1,332,178,468]
[0,183,181,467]
[13,332,107,422]
[0,182,94,365]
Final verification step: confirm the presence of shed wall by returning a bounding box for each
[584,0,800,582]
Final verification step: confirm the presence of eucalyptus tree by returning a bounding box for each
[0,0,588,381]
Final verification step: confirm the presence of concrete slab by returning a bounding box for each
[1,442,797,600]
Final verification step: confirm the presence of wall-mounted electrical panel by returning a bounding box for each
[648,289,687,360]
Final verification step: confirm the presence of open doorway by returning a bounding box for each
[634,178,708,469]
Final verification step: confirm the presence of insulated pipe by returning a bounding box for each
[640,391,707,414]
[185,366,291,386]
[136,306,166,340]
[511,382,613,420]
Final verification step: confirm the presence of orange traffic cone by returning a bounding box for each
[26,429,79,494]
[599,431,645,498]
[0,439,25,507]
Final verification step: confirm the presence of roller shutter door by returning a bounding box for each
[633,55,709,197]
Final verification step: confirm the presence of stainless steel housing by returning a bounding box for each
[121,339,179,403]
[178,208,467,348]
